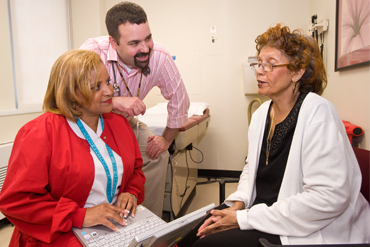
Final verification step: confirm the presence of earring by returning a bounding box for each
[292,79,298,93]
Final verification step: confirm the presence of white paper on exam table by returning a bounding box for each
[139,102,210,136]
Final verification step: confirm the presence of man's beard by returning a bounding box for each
[134,49,151,73]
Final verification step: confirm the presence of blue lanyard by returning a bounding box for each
[76,116,118,203]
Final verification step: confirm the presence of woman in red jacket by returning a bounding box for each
[0,50,145,246]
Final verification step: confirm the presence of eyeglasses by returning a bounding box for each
[250,62,289,73]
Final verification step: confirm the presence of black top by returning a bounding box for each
[252,93,307,207]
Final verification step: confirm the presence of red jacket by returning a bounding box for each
[0,112,145,246]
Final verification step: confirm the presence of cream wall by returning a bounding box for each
[310,0,370,149]
[1,0,368,172]
[146,0,311,171]
[70,0,108,48]
[72,0,312,171]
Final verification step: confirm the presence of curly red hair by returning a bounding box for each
[255,24,327,95]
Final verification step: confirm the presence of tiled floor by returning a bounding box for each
[0,178,238,246]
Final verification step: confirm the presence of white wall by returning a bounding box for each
[0,2,42,144]
[0,0,15,111]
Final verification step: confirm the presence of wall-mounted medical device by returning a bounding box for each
[308,15,329,58]
[308,15,329,37]
[342,120,363,144]
[242,56,258,95]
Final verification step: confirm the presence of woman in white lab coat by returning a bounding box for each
[178,24,369,247]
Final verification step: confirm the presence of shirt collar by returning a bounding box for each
[67,117,103,140]
[107,43,140,76]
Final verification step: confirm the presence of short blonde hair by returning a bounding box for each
[43,49,102,121]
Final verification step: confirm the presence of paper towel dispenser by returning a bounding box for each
[243,56,258,95]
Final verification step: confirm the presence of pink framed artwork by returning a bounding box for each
[335,0,370,71]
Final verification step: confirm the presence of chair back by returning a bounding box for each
[353,147,369,202]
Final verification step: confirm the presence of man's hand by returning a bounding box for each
[112,96,146,117]
[146,127,179,159]
[83,203,127,232]
[146,136,171,159]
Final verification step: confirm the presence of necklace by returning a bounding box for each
[76,116,118,203]
[266,105,275,165]
[115,61,142,97]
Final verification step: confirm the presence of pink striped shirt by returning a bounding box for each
[80,36,190,129]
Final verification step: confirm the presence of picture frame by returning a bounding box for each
[335,0,370,71]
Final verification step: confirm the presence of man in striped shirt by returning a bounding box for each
[80,1,190,217]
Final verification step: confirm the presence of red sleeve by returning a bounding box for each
[0,115,87,243]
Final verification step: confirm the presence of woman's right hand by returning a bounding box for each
[82,203,127,231]
[197,201,245,237]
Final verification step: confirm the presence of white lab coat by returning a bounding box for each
[226,92,370,244]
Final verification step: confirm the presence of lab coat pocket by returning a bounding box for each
[25,238,43,247]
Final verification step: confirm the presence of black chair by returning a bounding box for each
[218,177,239,205]
[353,147,369,202]
[218,156,245,205]
[258,238,368,247]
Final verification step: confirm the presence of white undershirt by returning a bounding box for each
[120,60,132,74]
[67,118,124,207]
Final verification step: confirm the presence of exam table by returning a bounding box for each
[139,102,211,220]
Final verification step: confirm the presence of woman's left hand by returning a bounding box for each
[116,192,137,218]
[196,209,239,238]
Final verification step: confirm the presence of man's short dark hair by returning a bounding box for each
[105,1,148,45]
